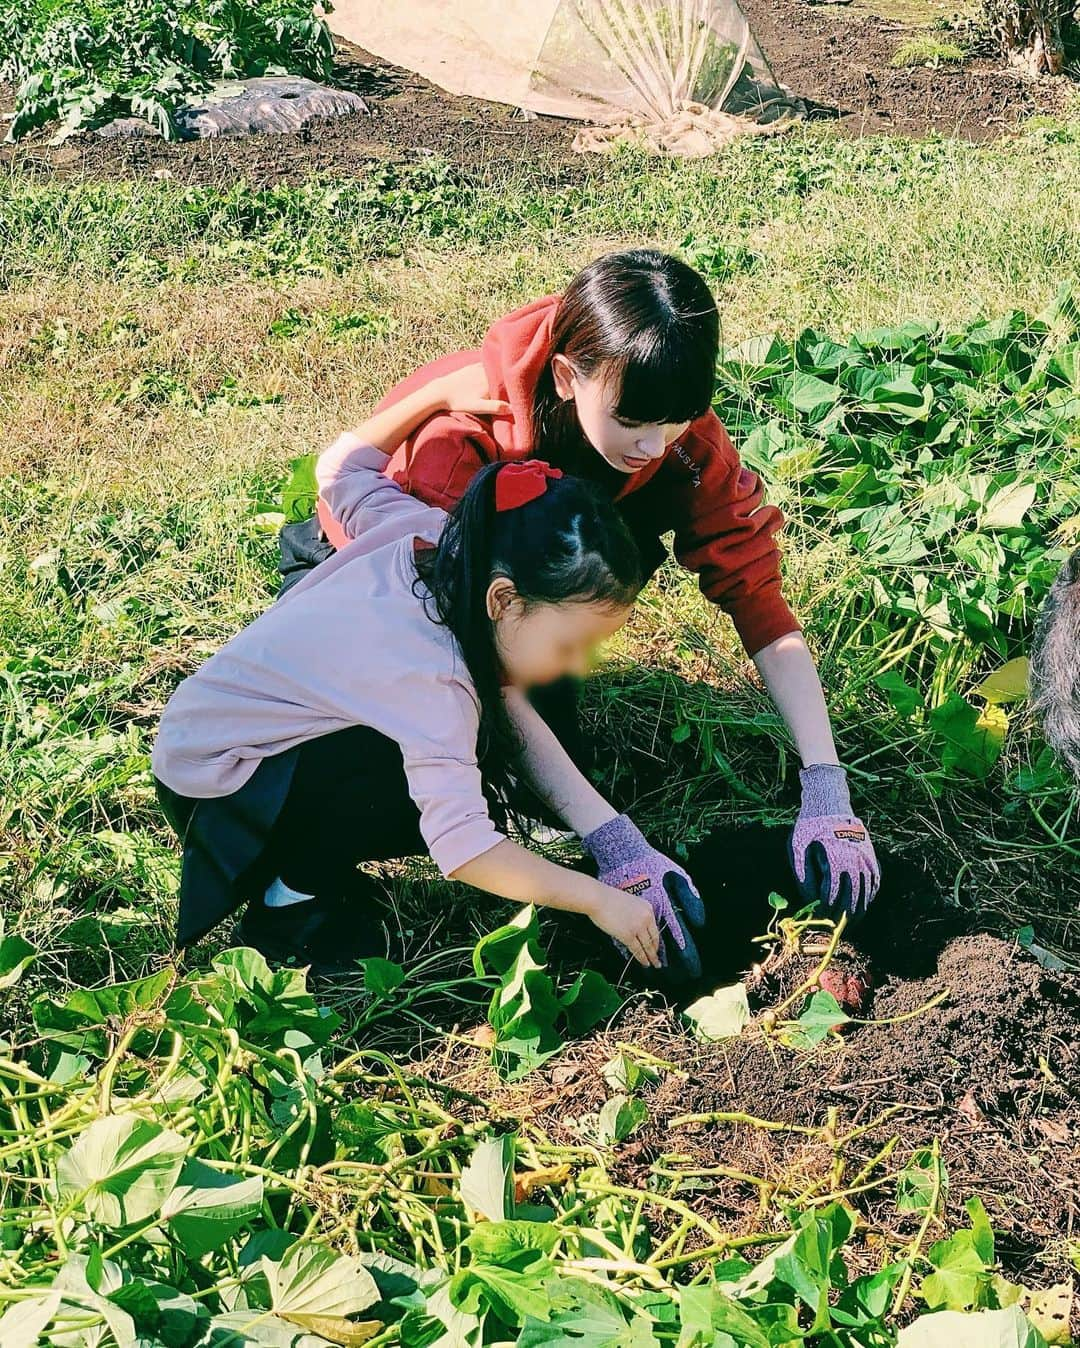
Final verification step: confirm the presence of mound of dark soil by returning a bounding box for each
[700,934,1079,1269]
[447,924,1079,1292]
[855,934,1079,1118]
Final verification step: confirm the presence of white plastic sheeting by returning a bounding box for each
[326,0,786,124]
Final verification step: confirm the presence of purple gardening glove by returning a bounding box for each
[582,814,705,979]
[789,764,880,920]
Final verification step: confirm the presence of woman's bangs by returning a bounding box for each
[609,338,714,426]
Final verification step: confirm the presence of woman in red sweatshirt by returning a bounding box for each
[281,249,880,918]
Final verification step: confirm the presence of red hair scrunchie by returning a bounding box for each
[494,460,563,513]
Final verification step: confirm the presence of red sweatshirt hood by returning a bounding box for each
[479,294,559,458]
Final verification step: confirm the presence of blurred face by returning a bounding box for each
[487,580,632,687]
[552,353,691,475]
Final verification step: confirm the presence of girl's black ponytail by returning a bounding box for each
[418,462,643,814]
[421,464,519,814]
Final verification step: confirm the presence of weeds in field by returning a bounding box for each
[891,36,967,66]
[716,286,1080,783]
[0,0,334,141]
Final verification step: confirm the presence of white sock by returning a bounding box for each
[264,876,315,909]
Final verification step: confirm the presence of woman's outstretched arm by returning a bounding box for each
[752,631,840,767]
[317,364,510,540]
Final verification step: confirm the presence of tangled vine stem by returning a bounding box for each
[669,1109,822,1135]
[890,1135,944,1317]
[849,988,952,1028]
[661,1103,910,1228]
[761,913,849,1030]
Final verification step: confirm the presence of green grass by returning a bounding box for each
[3,123,1080,320]
[891,35,967,65]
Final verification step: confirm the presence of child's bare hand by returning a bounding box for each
[432,362,512,418]
[588,885,663,968]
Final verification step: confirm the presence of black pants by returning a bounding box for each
[159,707,583,949]
[160,725,487,947]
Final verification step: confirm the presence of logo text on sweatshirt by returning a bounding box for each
[671,441,702,487]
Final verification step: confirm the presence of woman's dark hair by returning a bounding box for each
[531,248,720,474]
[417,463,644,817]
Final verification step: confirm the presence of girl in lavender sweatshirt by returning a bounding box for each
[153,363,705,976]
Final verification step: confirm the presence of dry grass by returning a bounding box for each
[853,0,975,23]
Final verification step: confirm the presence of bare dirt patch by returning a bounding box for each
[0,40,583,187]
[741,0,1071,138]
[445,928,1079,1299]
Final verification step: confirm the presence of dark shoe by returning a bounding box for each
[277,516,334,598]
[236,891,386,976]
